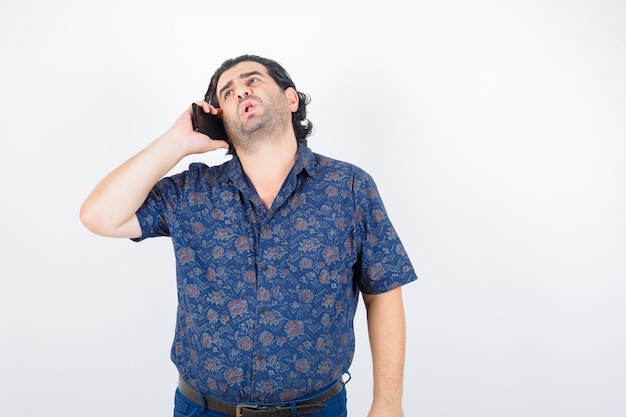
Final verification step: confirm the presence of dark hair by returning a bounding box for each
[204,55,313,155]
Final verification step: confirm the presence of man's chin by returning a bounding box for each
[242,116,267,132]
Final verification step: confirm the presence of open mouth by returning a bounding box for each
[240,100,257,116]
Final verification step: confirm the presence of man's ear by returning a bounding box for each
[285,87,299,112]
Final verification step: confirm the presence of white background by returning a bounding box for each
[1,1,625,416]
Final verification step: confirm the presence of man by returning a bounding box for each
[80,55,417,417]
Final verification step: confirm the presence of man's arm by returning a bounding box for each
[362,287,407,417]
[79,103,228,238]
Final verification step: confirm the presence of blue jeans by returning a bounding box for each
[173,384,348,417]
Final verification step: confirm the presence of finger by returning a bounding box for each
[195,101,222,116]
[208,104,222,116]
[196,100,210,113]
[209,139,229,150]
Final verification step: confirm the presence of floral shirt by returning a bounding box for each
[134,145,417,403]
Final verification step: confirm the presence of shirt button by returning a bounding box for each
[259,308,266,314]
[262,265,269,272]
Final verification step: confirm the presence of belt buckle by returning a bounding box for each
[236,404,259,417]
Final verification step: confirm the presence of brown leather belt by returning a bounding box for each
[178,375,344,417]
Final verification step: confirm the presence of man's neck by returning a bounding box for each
[237,139,298,210]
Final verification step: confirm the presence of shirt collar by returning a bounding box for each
[293,144,317,179]
[218,144,317,188]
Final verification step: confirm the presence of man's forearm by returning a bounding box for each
[80,132,186,237]
[363,287,407,416]
[80,105,229,238]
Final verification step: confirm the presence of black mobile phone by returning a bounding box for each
[191,102,228,141]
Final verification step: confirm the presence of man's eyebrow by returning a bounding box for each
[218,71,266,98]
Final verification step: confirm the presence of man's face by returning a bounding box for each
[215,61,297,150]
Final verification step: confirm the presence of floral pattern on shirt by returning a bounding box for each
[134,146,417,403]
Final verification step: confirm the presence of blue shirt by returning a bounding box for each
[134,145,417,403]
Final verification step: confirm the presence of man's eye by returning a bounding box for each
[249,78,258,84]
[224,91,232,99]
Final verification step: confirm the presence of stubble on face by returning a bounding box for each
[223,87,293,155]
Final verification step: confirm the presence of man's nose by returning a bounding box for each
[236,85,251,99]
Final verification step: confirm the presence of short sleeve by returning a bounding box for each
[353,170,417,294]
[131,177,177,242]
